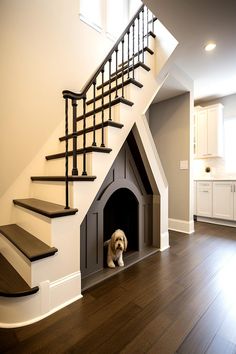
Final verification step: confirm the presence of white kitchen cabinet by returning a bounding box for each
[234,186,236,220]
[196,181,212,217]
[212,182,236,220]
[195,104,224,158]
[193,181,197,215]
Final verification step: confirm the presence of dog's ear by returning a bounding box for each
[123,234,128,251]
[110,232,117,253]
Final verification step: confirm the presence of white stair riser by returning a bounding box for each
[0,215,80,288]
[13,206,53,246]
[0,235,31,286]
[44,153,93,177]
[30,180,73,207]
[86,83,136,109]
[59,125,122,153]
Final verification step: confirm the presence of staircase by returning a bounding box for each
[0,4,173,327]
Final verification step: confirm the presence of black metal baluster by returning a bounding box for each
[138,13,140,62]
[121,39,124,98]
[109,58,112,120]
[92,80,96,146]
[132,22,135,79]
[146,7,149,48]
[127,30,130,79]
[82,96,87,175]
[64,97,69,209]
[142,8,144,63]
[101,68,105,147]
[72,99,78,176]
[115,48,118,98]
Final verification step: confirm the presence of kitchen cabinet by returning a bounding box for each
[196,181,212,217]
[195,104,224,158]
[213,182,236,220]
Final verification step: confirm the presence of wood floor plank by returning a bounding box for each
[1,222,236,354]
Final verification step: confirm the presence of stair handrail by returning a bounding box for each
[63,4,144,100]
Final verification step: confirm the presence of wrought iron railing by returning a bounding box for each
[62,4,155,208]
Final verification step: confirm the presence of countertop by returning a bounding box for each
[195,178,236,181]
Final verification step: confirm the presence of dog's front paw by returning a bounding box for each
[118,260,124,267]
[108,261,115,268]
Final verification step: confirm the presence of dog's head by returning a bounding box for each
[110,229,127,253]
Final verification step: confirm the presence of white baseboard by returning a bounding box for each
[197,216,236,228]
[159,231,170,251]
[0,271,82,328]
[169,218,195,234]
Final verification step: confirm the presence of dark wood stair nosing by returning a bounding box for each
[13,198,78,218]
[86,78,143,105]
[76,97,133,122]
[59,120,124,142]
[46,146,112,161]
[0,254,39,298]
[118,46,154,68]
[0,224,58,262]
[97,62,150,90]
[31,176,97,182]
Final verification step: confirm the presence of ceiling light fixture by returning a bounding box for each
[205,42,216,51]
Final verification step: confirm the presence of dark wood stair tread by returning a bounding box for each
[118,46,154,68]
[59,121,123,142]
[13,198,78,218]
[76,97,133,122]
[97,62,150,90]
[31,176,97,182]
[0,254,39,297]
[46,146,112,161]
[86,78,143,105]
[0,224,58,261]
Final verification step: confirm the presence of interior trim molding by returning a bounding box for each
[169,218,195,234]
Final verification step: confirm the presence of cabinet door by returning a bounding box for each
[207,106,223,157]
[196,110,208,157]
[196,182,212,217]
[212,182,234,220]
[234,184,236,220]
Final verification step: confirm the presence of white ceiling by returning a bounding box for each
[144,0,236,103]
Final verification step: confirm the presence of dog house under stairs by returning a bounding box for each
[81,131,160,290]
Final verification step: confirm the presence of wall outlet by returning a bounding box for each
[180,160,188,170]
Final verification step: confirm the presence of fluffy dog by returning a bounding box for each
[104,229,128,268]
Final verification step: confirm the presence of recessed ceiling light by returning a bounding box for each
[205,42,216,51]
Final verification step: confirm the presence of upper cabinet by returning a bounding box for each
[195,103,224,159]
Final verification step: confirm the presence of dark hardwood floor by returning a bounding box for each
[1,221,236,354]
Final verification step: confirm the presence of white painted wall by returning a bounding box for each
[0,0,116,197]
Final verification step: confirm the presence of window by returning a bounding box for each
[79,0,137,41]
[129,0,142,18]
[106,0,126,39]
[80,0,102,32]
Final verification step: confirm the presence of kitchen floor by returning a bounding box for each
[1,221,236,354]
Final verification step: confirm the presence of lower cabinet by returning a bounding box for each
[196,181,236,221]
[196,181,212,217]
[212,182,236,220]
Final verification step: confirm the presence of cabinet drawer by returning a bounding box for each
[196,182,212,217]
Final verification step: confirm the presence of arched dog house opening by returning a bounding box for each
[103,188,139,253]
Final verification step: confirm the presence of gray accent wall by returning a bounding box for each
[149,93,191,221]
